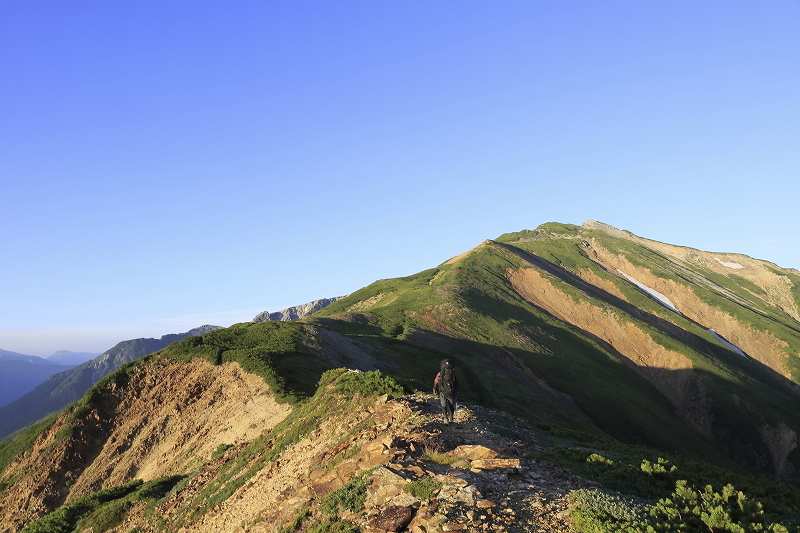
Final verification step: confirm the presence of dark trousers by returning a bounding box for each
[439,392,457,422]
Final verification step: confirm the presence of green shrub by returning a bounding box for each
[308,519,355,533]
[568,488,647,528]
[641,457,678,476]
[538,441,800,523]
[421,450,457,466]
[20,481,143,533]
[320,475,368,515]
[74,499,131,532]
[19,476,185,533]
[569,481,793,533]
[331,370,404,398]
[646,480,788,533]
[587,453,614,465]
[403,478,443,500]
[211,443,234,459]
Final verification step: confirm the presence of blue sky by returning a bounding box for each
[2,1,799,356]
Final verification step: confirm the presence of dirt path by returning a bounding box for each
[379,394,589,533]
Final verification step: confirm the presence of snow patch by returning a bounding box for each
[707,329,747,358]
[715,258,745,269]
[616,270,682,315]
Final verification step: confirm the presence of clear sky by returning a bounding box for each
[2,1,799,356]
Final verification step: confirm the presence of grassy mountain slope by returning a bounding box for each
[0,321,398,530]
[310,221,800,478]
[3,220,800,531]
[2,322,800,532]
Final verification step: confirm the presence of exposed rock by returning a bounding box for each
[471,458,521,470]
[366,505,414,532]
[760,421,798,479]
[251,297,344,322]
[1,381,592,533]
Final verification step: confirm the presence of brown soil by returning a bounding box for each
[1,358,589,533]
[443,241,490,266]
[0,360,291,532]
[587,243,791,378]
[507,267,713,439]
[110,395,585,533]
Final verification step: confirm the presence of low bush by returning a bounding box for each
[568,488,648,532]
[20,476,185,533]
[308,519,355,533]
[20,481,143,533]
[73,499,131,532]
[321,474,368,515]
[569,481,793,533]
[211,443,234,460]
[331,370,404,398]
[645,480,788,533]
[403,478,443,501]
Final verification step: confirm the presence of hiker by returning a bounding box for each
[433,359,458,423]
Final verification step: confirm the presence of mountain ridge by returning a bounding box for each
[3,220,800,532]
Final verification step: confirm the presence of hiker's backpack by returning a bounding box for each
[439,360,457,397]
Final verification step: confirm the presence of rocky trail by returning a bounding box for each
[355,394,589,533]
[4,373,594,533]
[154,391,592,533]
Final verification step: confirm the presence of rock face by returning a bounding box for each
[252,297,344,322]
[0,358,288,532]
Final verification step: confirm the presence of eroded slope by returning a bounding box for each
[0,359,289,532]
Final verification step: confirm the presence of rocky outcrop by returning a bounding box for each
[252,297,344,322]
[134,396,584,533]
[759,421,798,479]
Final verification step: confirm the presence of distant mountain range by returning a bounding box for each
[46,350,101,366]
[0,349,53,365]
[0,353,75,409]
